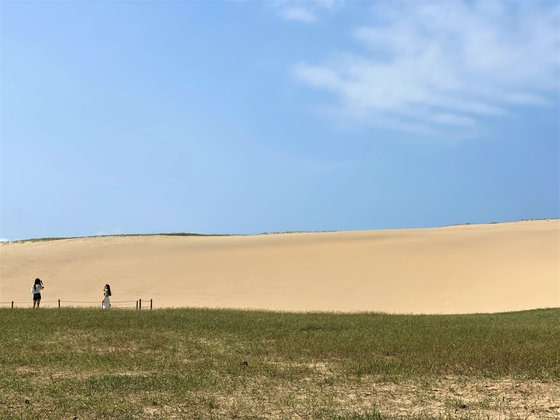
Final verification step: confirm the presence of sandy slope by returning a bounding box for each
[1,220,558,314]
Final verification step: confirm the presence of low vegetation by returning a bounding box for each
[1,308,559,418]
[5,232,231,244]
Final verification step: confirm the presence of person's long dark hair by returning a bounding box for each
[105,284,112,297]
[34,278,42,286]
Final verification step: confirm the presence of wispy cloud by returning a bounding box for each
[278,6,317,23]
[272,0,339,24]
[431,113,476,127]
[293,1,560,135]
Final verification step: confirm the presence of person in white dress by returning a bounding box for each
[102,284,112,309]
[32,278,44,308]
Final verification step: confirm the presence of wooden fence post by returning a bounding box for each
[139,299,142,311]
[58,299,61,309]
[136,300,138,311]
[11,301,14,309]
[150,299,153,310]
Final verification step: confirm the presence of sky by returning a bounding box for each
[1,0,559,240]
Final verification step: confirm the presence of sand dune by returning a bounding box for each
[1,220,558,314]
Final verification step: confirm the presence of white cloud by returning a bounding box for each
[279,6,316,23]
[505,93,551,106]
[0,238,10,242]
[293,1,560,135]
[431,113,476,127]
[272,0,340,24]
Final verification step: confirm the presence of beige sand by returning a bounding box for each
[1,220,558,313]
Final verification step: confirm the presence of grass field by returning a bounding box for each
[1,308,559,419]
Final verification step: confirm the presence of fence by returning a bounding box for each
[0,298,153,310]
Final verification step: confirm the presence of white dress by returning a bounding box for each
[102,295,111,309]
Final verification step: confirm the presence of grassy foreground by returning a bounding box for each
[1,308,559,419]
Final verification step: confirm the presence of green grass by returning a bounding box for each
[6,232,232,244]
[1,308,559,418]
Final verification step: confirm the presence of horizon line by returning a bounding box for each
[1,217,558,244]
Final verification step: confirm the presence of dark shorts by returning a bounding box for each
[33,293,41,301]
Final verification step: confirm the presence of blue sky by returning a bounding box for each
[1,0,559,240]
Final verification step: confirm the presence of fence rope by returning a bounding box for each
[2,298,153,309]
[6,301,61,304]
[60,301,101,303]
